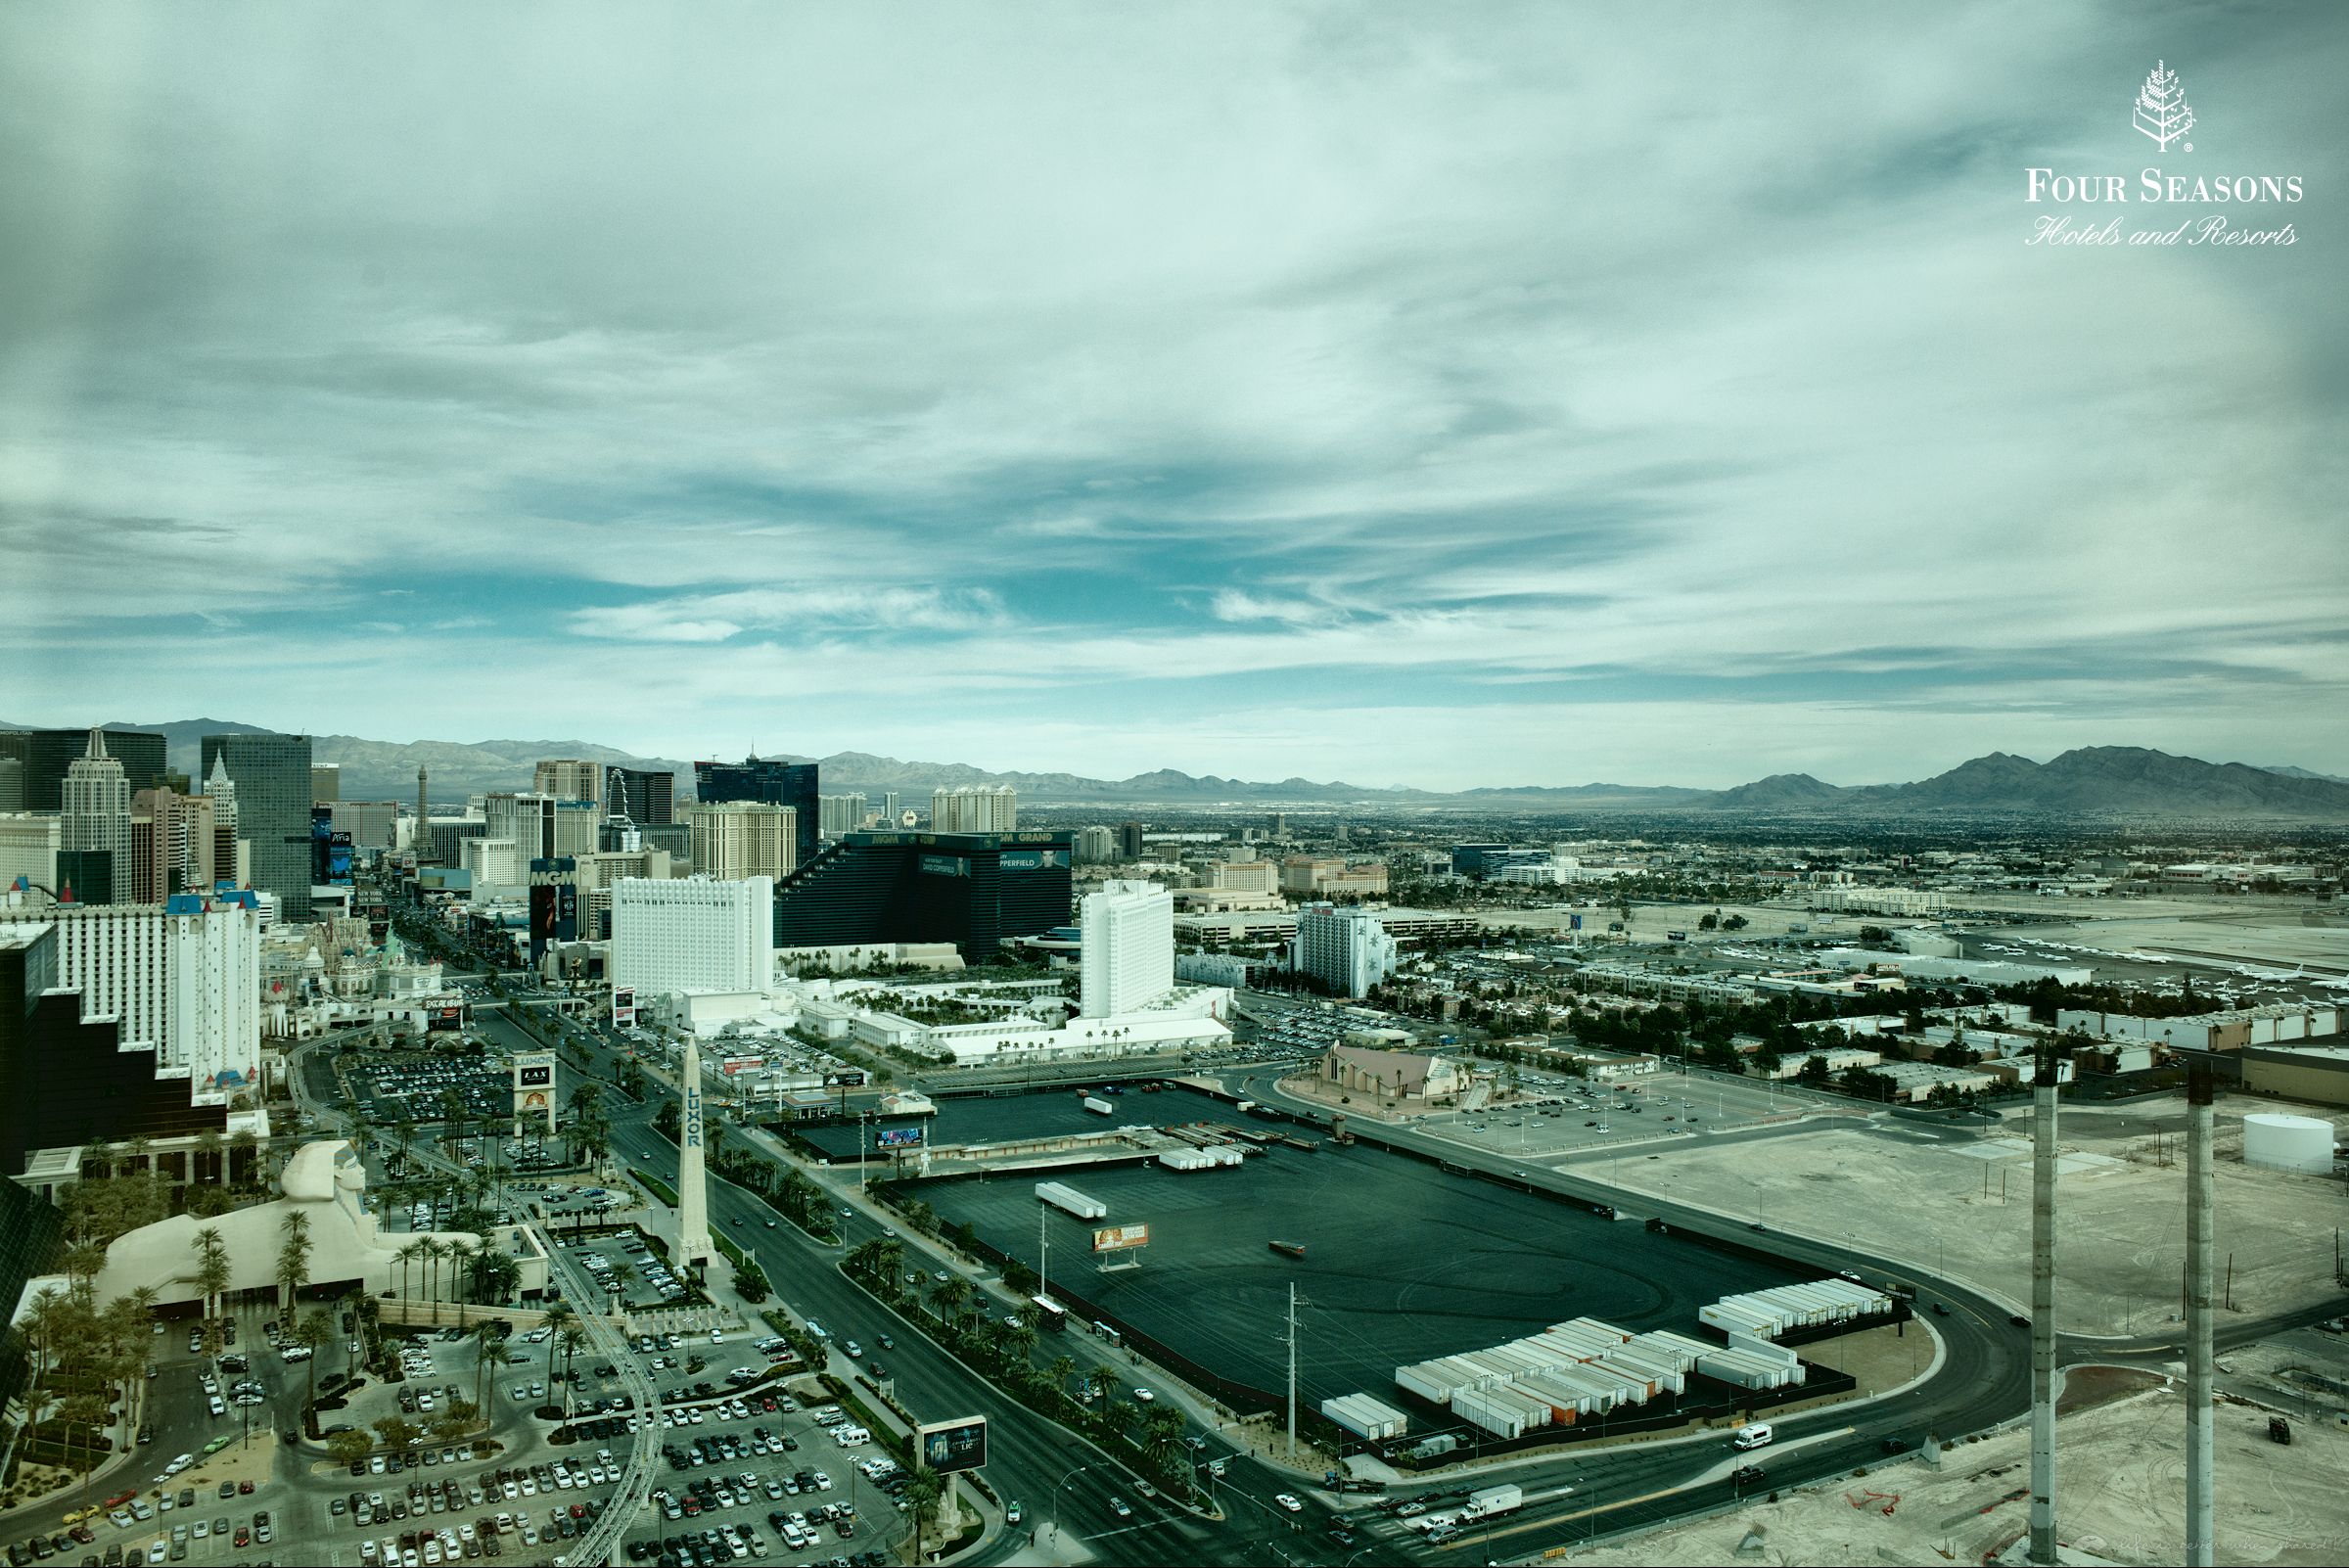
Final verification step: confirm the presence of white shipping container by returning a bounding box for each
[1451,1388,1527,1440]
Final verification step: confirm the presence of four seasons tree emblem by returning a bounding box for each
[2133,60,2194,152]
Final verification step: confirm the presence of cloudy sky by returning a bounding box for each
[3,1,2342,788]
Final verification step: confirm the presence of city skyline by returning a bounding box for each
[5,4,2344,789]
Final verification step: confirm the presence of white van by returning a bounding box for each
[1732,1422,1773,1451]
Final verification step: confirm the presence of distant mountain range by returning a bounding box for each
[11,722,2349,818]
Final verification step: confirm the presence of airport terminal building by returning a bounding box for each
[770,830,1073,962]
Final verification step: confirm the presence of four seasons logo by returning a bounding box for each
[2132,60,2194,152]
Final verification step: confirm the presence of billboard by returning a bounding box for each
[875,1126,925,1149]
[1570,913,1583,931]
[517,1062,553,1088]
[824,1068,869,1088]
[997,849,1066,872]
[612,987,635,1028]
[428,1004,464,1033]
[556,882,577,942]
[918,853,969,878]
[720,1055,763,1076]
[915,1417,988,1475]
[529,883,558,963]
[1091,1222,1150,1253]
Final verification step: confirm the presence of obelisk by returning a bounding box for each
[677,1039,714,1270]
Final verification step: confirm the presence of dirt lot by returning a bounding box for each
[1573,1371,2349,1566]
[1588,1099,2349,1337]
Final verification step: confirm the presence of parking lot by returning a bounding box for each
[552,1227,694,1314]
[905,1116,1804,1408]
[1422,1067,1834,1164]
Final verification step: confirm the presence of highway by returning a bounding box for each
[438,992,2336,1566]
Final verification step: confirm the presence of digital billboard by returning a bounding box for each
[1091,1222,1150,1253]
[517,1063,553,1087]
[529,883,558,963]
[875,1126,925,1149]
[917,853,969,878]
[428,1004,464,1033]
[824,1069,868,1088]
[915,1417,988,1475]
[997,849,1066,872]
[612,987,635,1028]
[556,882,577,941]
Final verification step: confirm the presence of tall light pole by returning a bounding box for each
[1050,1461,1093,1545]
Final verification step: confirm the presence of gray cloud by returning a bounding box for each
[1,1,2343,782]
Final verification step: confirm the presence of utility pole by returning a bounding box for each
[2028,1040,2059,1567]
[2186,1062,2215,1567]
[1286,1283,1298,1459]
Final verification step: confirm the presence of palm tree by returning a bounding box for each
[394,1239,426,1308]
[1139,1407,1187,1484]
[540,1302,575,1403]
[419,1238,447,1325]
[929,1274,971,1322]
[275,1210,313,1314]
[558,1322,589,1417]
[193,1129,223,1186]
[1088,1362,1122,1408]
[446,1239,477,1327]
[192,1227,230,1342]
[471,1321,512,1416]
[904,1471,944,1561]
[993,1316,1037,1374]
[295,1310,333,1406]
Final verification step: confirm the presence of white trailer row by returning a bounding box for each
[1699,1277,1892,1341]
[1320,1393,1410,1441]
[1451,1383,1553,1441]
[1034,1181,1106,1221]
[1397,1302,1853,1438]
[1156,1145,1245,1172]
[1697,1333,1807,1391]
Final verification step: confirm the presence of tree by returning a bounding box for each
[904,1471,945,1560]
[446,1239,477,1327]
[1140,1407,1188,1485]
[275,1210,313,1314]
[929,1274,971,1322]
[296,1309,333,1406]
[734,1262,771,1303]
[372,1414,422,1453]
[540,1302,575,1403]
[326,1429,374,1468]
[419,1238,447,1324]
[1797,1053,1831,1085]
[395,1239,426,1308]
[472,1320,513,1414]
[192,1227,230,1344]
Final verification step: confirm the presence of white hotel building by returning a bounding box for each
[0,892,263,1106]
[611,874,774,1004]
[1080,879,1174,1019]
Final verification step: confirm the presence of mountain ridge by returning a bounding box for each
[9,723,2348,818]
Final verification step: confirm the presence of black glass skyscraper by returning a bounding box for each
[20,727,167,812]
[694,757,817,869]
[203,731,314,921]
[605,765,676,825]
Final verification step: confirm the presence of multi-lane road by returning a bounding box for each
[441,993,2335,1565]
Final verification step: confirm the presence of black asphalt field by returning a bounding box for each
[795,1081,1220,1159]
[909,1105,1804,1407]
